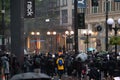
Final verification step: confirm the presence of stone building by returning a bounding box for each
[55,0,120,52]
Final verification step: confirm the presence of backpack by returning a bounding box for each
[35,57,40,65]
[58,58,63,66]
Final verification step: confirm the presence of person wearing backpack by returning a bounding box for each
[33,54,41,73]
[56,55,64,79]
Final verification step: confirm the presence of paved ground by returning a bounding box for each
[52,74,89,80]
[52,73,117,80]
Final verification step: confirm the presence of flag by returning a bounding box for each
[78,0,86,8]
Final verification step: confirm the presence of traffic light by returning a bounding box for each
[91,0,98,6]
[77,13,85,29]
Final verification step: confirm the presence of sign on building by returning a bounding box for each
[24,0,35,18]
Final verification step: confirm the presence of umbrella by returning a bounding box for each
[24,49,28,55]
[87,47,96,51]
[10,72,51,80]
[113,77,120,80]
[76,52,88,62]
[97,51,108,56]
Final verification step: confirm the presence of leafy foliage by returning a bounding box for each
[0,0,10,36]
[0,0,10,23]
[109,36,120,45]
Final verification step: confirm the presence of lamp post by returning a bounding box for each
[107,18,120,55]
[65,30,74,51]
[106,0,109,52]
[83,30,92,53]
[74,0,78,54]
[47,31,56,52]
[31,31,40,54]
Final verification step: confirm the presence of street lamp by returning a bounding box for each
[107,18,120,55]
[47,31,57,52]
[45,19,50,22]
[65,30,74,51]
[31,31,40,54]
[83,29,92,53]
[74,0,79,54]
[31,31,40,36]
[105,0,109,52]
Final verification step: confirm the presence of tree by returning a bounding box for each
[0,0,10,35]
[0,0,10,24]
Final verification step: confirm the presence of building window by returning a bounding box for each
[104,1,111,12]
[63,0,67,6]
[62,9,68,23]
[60,0,63,6]
[72,0,74,5]
[61,0,67,6]
[56,0,60,7]
[116,3,120,11]
[79,8,86,13]
[60,0,67,6]
[92,7,99,13]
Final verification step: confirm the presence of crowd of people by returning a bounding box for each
[0,51,120,80]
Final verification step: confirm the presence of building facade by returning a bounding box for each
[56,0,120,52]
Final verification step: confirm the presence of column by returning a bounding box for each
[10,0,24,66]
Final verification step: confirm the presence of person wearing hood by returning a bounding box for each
[1,54,10,80]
